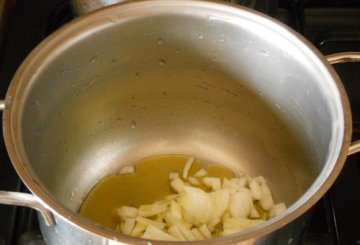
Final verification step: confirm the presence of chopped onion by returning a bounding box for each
[116,206,138,218]
[168,226,186,241]
[249,206,261,219]
[131,222,146,237]
[191,227,206,240]
[187,176,201,187]
[269,202,286,218]
[249,179,262,200]
[183,156,195,179]
[138,201,168,217]
[169,172,179,180]
[202,177,221,191]
[178,186,213,225]
[259,182,275,211]
[119,165,135,174]
[142,225,178,241]
[169,200,182,220]
[223,217,265,232]
[210,188,230,226]
[165,212,197,240]
[199,224,212,239]
[170,178,186,193]
[122,218,136,235]
[194,168,208,178]
[114,157,286,241]
[135,216,166,230]
[228,188,253,218]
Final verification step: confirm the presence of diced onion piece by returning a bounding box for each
[135,216,166,230]
[178,186,213,225]
[116,206,138,219]
[169,172,179,180]
[122,218,136,235]
[223,217,265,232]
[223,177,247,191]
[228,188,253,218]
[182,209,195,224]
[199,224,212,239]
[249,206,260,219]
[187,176,201,187]
[249,179,262,200]
[269,202,286,218]
[202,177,221,191]
[170,200,183,220]
[168,226,186,241]
[119,165,135,174]
[171,178,186,193]
[131,222,146,237]
[115,224,121,233]
[222,178,230,188]
[165,194,180,202]
[138,201,168,217]
[254,176,267,185]
[165,213,197,241]
[194,168,207,178]
[142,225,178,241]
[259,182,274,211]
[210,188,230,226]
[183,156,195,179]
[191,228,205,240]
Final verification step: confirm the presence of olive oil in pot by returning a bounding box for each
[79,154,234,230]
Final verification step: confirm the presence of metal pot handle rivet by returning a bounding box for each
[326,52,360,156]
[0,100,55,226]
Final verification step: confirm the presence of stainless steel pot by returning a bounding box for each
[0,1,359,244]
[71,0,127,16]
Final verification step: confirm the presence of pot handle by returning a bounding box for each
[0,100,55,226]
[0,191,55,226]
[326,52,360,156]
[71,0,129,16]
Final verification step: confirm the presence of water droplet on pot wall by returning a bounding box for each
[112,59,117,70]
[158,59,166,66]
[130,120,137,129]
[90,56,97,63]
[157,38,164,45]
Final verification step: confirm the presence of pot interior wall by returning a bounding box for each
[16,4,340,216]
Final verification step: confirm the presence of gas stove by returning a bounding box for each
[0,1,359,244]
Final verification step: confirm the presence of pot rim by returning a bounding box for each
[3,0,352,243]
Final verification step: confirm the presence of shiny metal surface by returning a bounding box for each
[326,52,360,65]
[0,1,354,244]
[70,0,254,16]
[71,0,127,16]
[0,100,5,111]
[0,98,54,226]
[0,191,54,226]
[326,52,360,155]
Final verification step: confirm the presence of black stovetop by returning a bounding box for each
[0,1,359,245]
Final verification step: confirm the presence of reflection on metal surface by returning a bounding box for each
[326,52,360,65]
[326,52,360,155]
[71,0,128,16]
[0,191,55,226]
[0,100,5,111]
[71,0,257,16]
